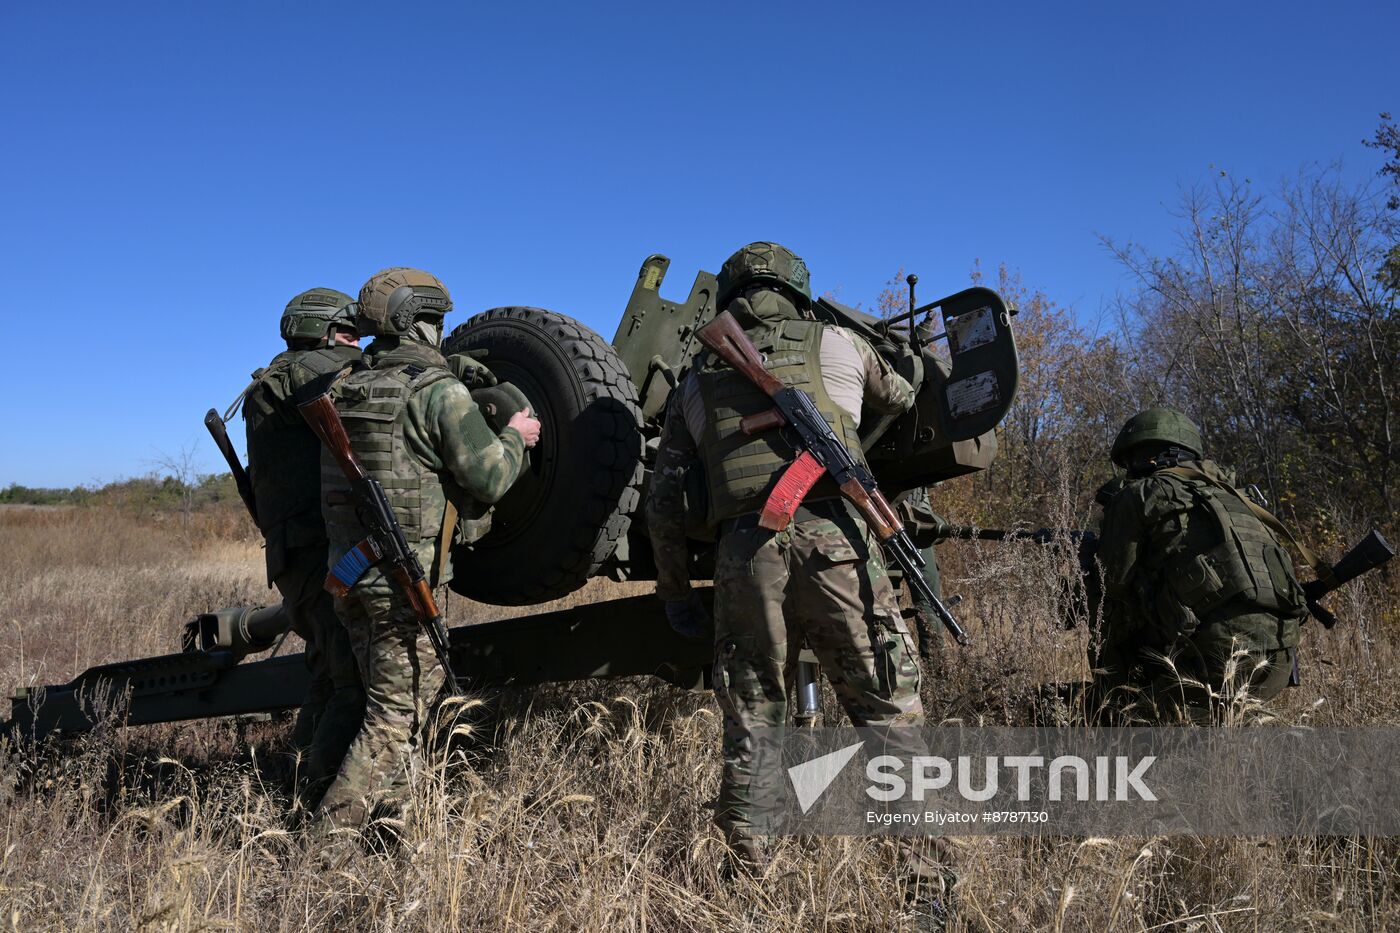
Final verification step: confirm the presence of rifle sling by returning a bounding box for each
[222,377,259,423]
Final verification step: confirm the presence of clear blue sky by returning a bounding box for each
[1,1,1394,487]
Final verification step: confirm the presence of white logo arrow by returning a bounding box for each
[788,741,865,813]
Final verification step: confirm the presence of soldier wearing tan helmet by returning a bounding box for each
[239,287,366,810]
[312,268,541,835]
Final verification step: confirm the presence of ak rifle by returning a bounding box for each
[298,392,462,694]
[695,310,968,646]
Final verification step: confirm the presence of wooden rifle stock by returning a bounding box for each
[697,311,787,396]
[739,407,787,435]
[298,393,367,483]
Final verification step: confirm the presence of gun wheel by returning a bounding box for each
[443,307,644,606]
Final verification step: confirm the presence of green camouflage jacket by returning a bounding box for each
[322,338,528,586]
[1097,458,1303,655]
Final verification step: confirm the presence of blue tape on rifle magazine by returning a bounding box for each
[331,545,375,589]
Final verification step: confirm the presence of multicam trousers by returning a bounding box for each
[273,545,365,806]
[711,505,925,844]
[311,569,447,833]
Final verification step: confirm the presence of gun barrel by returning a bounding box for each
[204,408,259,525]
[947,526,1016,541]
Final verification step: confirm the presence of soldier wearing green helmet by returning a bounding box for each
[714,240,814,309]
[240,287,366,809]
[1092,407,1307,722]
[648,242,953,903]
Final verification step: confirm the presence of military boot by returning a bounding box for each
[899,837,958,929]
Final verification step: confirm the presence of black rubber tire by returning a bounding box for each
[443,307,643,605]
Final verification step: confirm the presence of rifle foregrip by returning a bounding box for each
[740,408,788,435]
[841,479,898,537]
[411,577,441,620]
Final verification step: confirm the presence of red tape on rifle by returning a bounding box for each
[759,451,826,531]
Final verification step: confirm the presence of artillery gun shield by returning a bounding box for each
[861,287,1018,492]
[611,255,719,423]
[930,287,1020,441]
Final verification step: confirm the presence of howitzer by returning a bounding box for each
[696,310,969,646]
[297,392,462,695]
[3,593,714,743]
[6,253,1020,743]
[1300,529,1394,628]
[947,525,1100,572]
[946,526,1097,547]
[203,408,259,526]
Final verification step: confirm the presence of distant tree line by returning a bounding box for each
[1,472,241,515]
[927,114,1399,545]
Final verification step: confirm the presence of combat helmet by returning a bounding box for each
[357,268,452,337]
[280,288,356,347]
[1111,407,1204,467]
[716,242,813,308]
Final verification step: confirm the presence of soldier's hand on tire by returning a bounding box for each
[664,592,711,639]
[508,408,542,448]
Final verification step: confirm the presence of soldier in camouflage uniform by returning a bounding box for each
[647,243,928,866]
[241,287,365,806]
[313,268,541,834]
[1093,408,1306,722]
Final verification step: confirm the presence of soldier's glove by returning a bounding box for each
[447,350,498,389]
[664,592,711,640]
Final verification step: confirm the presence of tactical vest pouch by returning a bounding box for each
[682,462,716,543]
[322,361,452,554]
[1155,476,1303,626]
[697,321,865,524]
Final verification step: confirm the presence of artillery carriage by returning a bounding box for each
[4,256,1020,741]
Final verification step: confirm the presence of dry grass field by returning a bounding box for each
[0,503,1397,931]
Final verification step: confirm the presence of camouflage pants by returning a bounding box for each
[711,510,925,845]
[272,545,365,805]
[1091,612,1296,723]
[311,570,447,833]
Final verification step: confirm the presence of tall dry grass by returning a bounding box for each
[0,501,1397,931]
